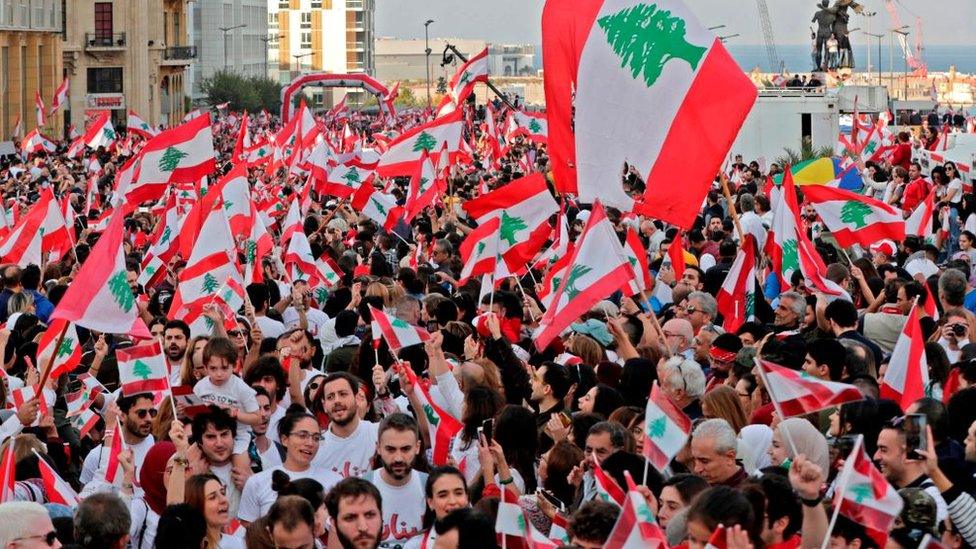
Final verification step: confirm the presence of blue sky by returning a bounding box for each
[376,0,975,46]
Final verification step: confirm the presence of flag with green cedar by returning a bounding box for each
[350,181,403,231]
[369,305,430,352]
[117,341,171,396]
[834,434,903,539]
[802,184,906,248]
[36,318,82,380]
[375,110,463,177]
[642,381,692,472]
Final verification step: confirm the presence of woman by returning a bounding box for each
[494,405,539,493]
[924,341,950,402]
[6,291,34,327]
[522,441,583,535]
[958,230,976,266]
[734,374,758,418]
[768,417,830,474]
[923,126,940,151]
[130,442,176,549]
[272,473,328,542]
[829,398,902,458]
[685,486,762,549]
[409,466,470,548]
[450,386,504,485]
[886,166,910,207]
[568,333,605,367]
[184,474,245,549]
[701,386,748,434]
[944,162,964,206]
[657,473,709,530]
[179,335,209,388]
[577,384,625,420]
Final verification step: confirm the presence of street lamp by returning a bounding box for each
[293,52,312,74]
[219,24,247,72]
[893,28,910,100]
[718,33,740,43]
[259,36,270,79]
[889,25,909,95]
[707,24,726,31]
[424,19,434,109]
[864,32,883,85]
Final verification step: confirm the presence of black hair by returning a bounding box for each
[324,477,382,520]
[378,412,421,442]
[661,473,709,505]
[153,504,208,549]
[271,470,325,510]
[433,508,498,549]
[190,405,237,443]
[276,404,319,441]
[322,371,361,395]
[422,466,468,529]
[244,355,288,401]
[566,500,619,546]
[164,319,191,339]
[824,299,858,328]
[688,486,762,547]
[590,384,625,419]
[116,392,154,414]
[807,338,847,381]
[758,473,802,539]
[540,362,571,400]
[334,310,359,338]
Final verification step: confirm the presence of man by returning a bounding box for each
[801,338,846,382]
[267,496,319,549]
[569,422,627,506]
[73,493,130,549]
[824,299,883,366]
[862,279,909,355]
[430,239,455,278]
[246,282,285,339]
[325,477,384,549]
[774,291,806,333]
[702,239,738,297]
[874,419,948,521]
[395,295,423,326]
[902,162,932,212]
[659,356,706,420]
[693,323,723,366]
[0,265,23,323]
[367,413,426,548]
[755,474,802,549]
[0,501,62,548]
[704,333,742,393]
[691,418,747,487]
[323,310,362,372]
[640,219,666,255]
[244,355,288,436]
[163,319,190,386]
[20,264,52,322]
[81,394,156,486]
[313,372,380,478]
[280,279,332,339]
[566,500,619,549]
[249,386,282,471]
[433,508,498,549]
[661,318,695,359]
[738,194,767,250]
[679,266,705,293]
[684,291,717,335]
[530,361,571,453]
[190,405,244,516]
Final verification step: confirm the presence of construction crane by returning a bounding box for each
[755,0,782,73]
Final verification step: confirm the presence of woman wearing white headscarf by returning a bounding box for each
[738,424,774,475]
[767,417,830,474]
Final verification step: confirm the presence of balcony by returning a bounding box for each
[346,41,364,51]
[347,0,364,10]
[162,45,197,65]
[85,32,126,50]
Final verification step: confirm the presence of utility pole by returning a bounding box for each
[219,24,247,72]
[864,32,883,86]
[893,28,910,100]
[259,36,270,79]
[424,19,434,109]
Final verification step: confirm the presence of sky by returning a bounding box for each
[375,0,976,46]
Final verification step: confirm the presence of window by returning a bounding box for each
[300,32,311,48]
[268,33,278,46]
[87,67,123,93]
[311,1,321,7]
[267,12,277,25]
[278,1,288,8]
[300,11,310,28]
[93,2,112,39]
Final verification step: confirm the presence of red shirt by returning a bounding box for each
[890,142,912,170]
[901,178,931,212]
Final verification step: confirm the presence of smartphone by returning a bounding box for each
[558,411,573,428]
[481,418,494,444]
[904,413,927,460]
[537,489,565,511]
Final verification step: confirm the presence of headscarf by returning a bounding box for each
[777,418,830,474]
[140,441,176,515]
[738,424,774,474]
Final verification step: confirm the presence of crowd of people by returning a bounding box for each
[2,88,976,549]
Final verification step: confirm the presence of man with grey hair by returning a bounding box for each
[691,418,746,487]
[394,294,422,326]
[684,291,717,335]
[939,268,968,311]
[569,421,628,507]
[74,492,131,549]
[738,193,767,250]
[774,291,806,332]
[659,356,706,420]
[0,501,60,548]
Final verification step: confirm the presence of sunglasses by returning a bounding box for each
[13,531,58,546]
[135,409,159,419]
[228,330,246,337]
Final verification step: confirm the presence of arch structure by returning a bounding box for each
[280,73,397,122]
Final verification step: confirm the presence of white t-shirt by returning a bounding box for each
[129,498,160,549]
[948,178,964,203]
[282,306,332,339]
[209,462,241,518]
[256,315,286,339]
[367,469,428,549]
[312,420,380,478]
[257,439,284,471]
[219,533,246,549]
[237,464,342,522]
[194,376,260,453]
[80,434,155,485]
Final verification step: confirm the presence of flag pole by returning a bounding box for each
[819,435,863,549]
[641,457,650,487]
[513,276,537,323]
[752,358,801,458]
[719,172,746,244]
[35,320,70,405]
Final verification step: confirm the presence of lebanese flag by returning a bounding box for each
[404,150,441,221]
[36,318,82,380]
[834,435,902,546]
[716,233,757,332]
[880,301,929,411]
[757,358,864,417]
[232,110,250,160]
[533,201,637,350]
[244,140,273,167]
[102,421,125,485]
[462,173,558,275]
[50,211,145,334]
[341,122,357,152]
[400,363,462,465]
[284,229,343,289]
[127,109,157,139]
[605,472,668,549]
[321,162,373,199]
[591,453,626,505]
[83,111,117,149]
[66,136,85,159]
[543,0,756,228]
[350,182,403,231]
[65,385,97,418]
[803,185,906,248]
[375,110,462,176]
[0,189,69,266]
[621,228,652,294]
[0,439,15,502]
[505,110,548,144]
[666,231,686,281]
[20,128,56,156]
[436,47,489,117]
[124,113,216,210]
[177,164,244,259]
[643,381,692,472]
[70,408,100,439]
[496,487,559,549]
[50,77,69,115]
[35,89,46,127]
[327,95,348,121]
[370,305,430,352]
[34,450,80,506]
[117,341,171,396]
[243,202,273,285]
[905,191,936,243]
[459,217,503,285]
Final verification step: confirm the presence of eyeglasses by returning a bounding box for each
[289,430,322,442]
[135,409,159,419]
[228,330,245,337]
[684,306,700,315]
[12,531,58,546]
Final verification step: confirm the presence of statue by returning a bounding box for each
[812,1,875,71]
[811,1,835,71]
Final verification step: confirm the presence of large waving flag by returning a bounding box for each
[117,341,171,396]
[375,110,463,176]
[533,201,637,350]
[33,449,80,507]
[757,358,864,417]
[436,47,489,117]
[880,301,929,411]
[833,435,902,546]
[50,77,69,115]
[542,0,756,228]
[459,216,502,285]
[83,111,117,149]
[370,305,430,352]
[403,150,441,222]
[400,363,462,466]
[803,185,905,248]
[643,381,692,472]
[716,233,757,332]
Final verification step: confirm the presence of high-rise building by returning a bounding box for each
[63,0,193,131]
[187,0,268,101]
[268,0,375,85]
[0,1,63,140]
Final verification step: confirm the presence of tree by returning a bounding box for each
[564,264,593,300]
[597,3,707,88]
[646,416,666,438]
[158,146,188,172]
[840,200,874,229]
[202,273,220,294]
[57,336,74,359]
[393,87,420,108]
[108,271,135,313]
[781,238,799,275]
[199,70,282,113]
[528,119,542,134]
[413,131,438,153]
[499,211,528,245]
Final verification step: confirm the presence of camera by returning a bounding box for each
[953,324,967,337]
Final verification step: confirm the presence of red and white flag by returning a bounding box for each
[404,150,441,221]
[369,305,430,352]
[533,201,637,350]
[880,301,929,411]
[20,128,56,156]
[350,182,403,231]
[621,228,653,294]
[905,191,936,244]
[757,359,864,417]
[320,162,373,199]
[605,472,668,549]
[505,110,548,144]
[716,234,757,333]
[83,111,117,149]
[400,363,462,466]
[495,486,558,549]
[36,318,82,380]
[375,110,462,176]
[102,421,125,485]
[591,453,626,506]
[803,185,905,248]
[50,77,69,115]
[33,450,80,506]
[127,109,157,139]
[117,341,171,396]
[542,0,756,228]
[34,89,45,127]
[704,524,728,549]
[0,438,15,502]
[70,408,101,439]
[459,216,502,285]
[436,47,489,118]
[833,435,902,545]
[642,381,692,472]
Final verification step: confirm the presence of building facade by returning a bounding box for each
[267,0,375,85]
[487,44,536,77]
[187,0,268,101]
[63,0,193,131]
[0,0,63,140]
